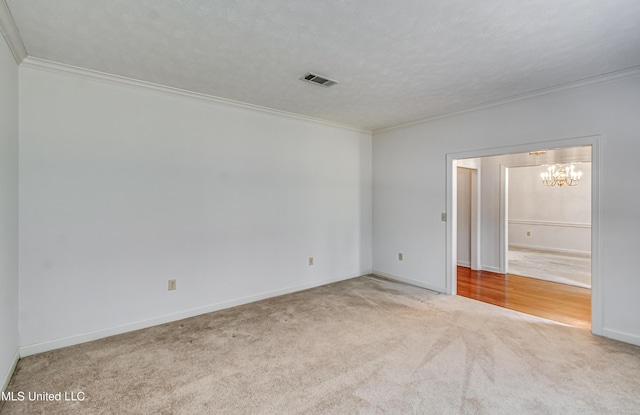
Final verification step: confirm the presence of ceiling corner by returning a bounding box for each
[0,0,27,64]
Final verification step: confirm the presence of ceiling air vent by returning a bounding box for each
[299,72,338,87]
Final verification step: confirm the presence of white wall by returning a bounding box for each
[18,65,372,350]
[373,74,640,344]
[0,34,19,389]
[509,163,591,254]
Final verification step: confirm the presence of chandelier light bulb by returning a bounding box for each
[540,164,582,187]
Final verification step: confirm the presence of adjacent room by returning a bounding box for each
[455,147,592,329]
[1,1,640,413]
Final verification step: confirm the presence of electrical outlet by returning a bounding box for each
[441,213,447,222]
[398,252,404,261]
[308,257,314,266]
[168,279,176,291]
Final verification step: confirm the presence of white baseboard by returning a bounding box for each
[509,243,591,257]
[455,263,501,273]
[2,349,19,392]
[602,328,640,347]
[20,272,365,357]
[372,270,446,294]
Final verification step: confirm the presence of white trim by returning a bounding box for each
[456,158,481,169]
[19,273,362,357]
[1,349,19,392]
[602,328,640,347]
[500,164,508,274]
[508,243,590,257]
[446,135,602,336]
[374,66,640,134]
[457,260,471,267]
[470,168,481,271]
[19,57,370,134]
[372,270,445,294]
[509,219,591,229]
[456,162,481,271]
[590,137,603,335]
[481,265,502,274]
[447,161,458,294]
[0,0,26,64]
[18,58,640,136]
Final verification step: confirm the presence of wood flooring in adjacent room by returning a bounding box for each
[457,266,591,329]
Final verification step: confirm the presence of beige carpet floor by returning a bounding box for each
[508,246,591,288]
[2,276,638,415]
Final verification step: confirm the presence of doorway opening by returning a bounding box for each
[446,136,601,335]
[506,161,592,290]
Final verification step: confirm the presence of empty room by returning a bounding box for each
[1,1,639,414]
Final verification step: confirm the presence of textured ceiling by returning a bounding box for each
[6,0,640,131]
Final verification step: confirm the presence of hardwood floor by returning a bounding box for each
[457,266,591,329]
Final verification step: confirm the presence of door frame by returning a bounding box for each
[456,160,481,271]
[445,135,602,335]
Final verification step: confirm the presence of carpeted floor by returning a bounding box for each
[2,276,638,414]
[508,246,591,288]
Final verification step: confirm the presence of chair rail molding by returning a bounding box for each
[509,219,591,229]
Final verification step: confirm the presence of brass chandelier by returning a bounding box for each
[540,164,582,187]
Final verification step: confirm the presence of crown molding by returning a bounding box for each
[0,0,26,64]
[20,57,371,134]
[374,65,640,134]
[17,46,640,135]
